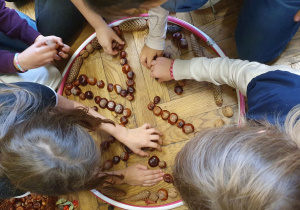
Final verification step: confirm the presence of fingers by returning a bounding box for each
[147,127,163,136]
[140,55,147,67]
[136,149,149,157]
[148,142,162,151]
[294,10,300,22]
[58,51,68,59]
[135,164,148,170]
[142,123,151,129]
[114,35,125,45]
[53,54,61,61]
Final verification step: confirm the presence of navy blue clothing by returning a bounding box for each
[161,0,208,12]
[0,82,56,199]
[246,70,300,125]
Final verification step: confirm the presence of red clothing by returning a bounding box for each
[0,0,40,73]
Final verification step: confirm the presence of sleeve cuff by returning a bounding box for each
[173,59,193,80]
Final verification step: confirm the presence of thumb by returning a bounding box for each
[136,149,150,157]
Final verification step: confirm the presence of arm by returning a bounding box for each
[70,0,124,55]
[56,95,163,157]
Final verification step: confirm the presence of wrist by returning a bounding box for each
[13,53,26,73]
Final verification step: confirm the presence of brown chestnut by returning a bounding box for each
[73,79,80,86]
[97,80,105,88]
[148,102,155,110]
[153,96,161,104]
[91,106,98,112]
[126,79,135,87]
[153,106,162,116]
[179,38,188,49]
[99,98,108,109]
[107,83,114,92]
[71,86,82,96]
[118,44,124,51]
[127,86,135,94]
[114,84,122,94]
[123,108,131,117]
[108,135,116,143]
[172,32,182,40]
[126,93,134,101]
[103,160,113,170]
[122,64,131,73]
[80,49,89,59]
[100,140,110,151]
[163,173,174,183]
[87,77,97,85]
[161,110,170,120]
[112,156,120,164]
[158,189,168,201]
[114,104,124,114]
[120,58,127,65]
[182,123,194,134]
[120,51,127,58]
[107,101,116,111]
[79,92,86,100]
[176,119,185,128]
[93,96,100,104]
[65,83,73,90]
[148,155,160,167]
[120,151,129,161]
[177,80,186,87]
[112,26,122,37]
[174,86,183,95]
[120,116,128,124]
[127,71,135,80]
[168,113,178,125]
[78,74,88,86]
[84,91,94,100]
[64,89,71,96]
[125,146,133,154]
[120,89,128,97]
[158,161,167,169]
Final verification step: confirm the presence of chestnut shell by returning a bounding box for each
[153,106,162,116]
[168,113,178,125]
[161,110,170,120]
[79,92,86,100]
[114,104,124,114]
[120,116,128,125]
[126,79,135,87]
[148,155,160,167]
[182,123,195,134]
[122,64,131,73]
[123,108,132,117]
[97,80,105,88]
[148,102,155,110]
[176,119,185,128]
[174,86,183,95]
[99,98,108,109]
[78,74,88,86]
[94,96,101,104]
[163,173,174,183]
[120,151,129,161]
[112,156,120,164]
[153,96,161,104]
[107,83,114,92]
[107,101,116,111]
[84,91,94,100]
[87,77,97,85]
[158,161,167,169]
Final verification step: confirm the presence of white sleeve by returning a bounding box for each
[145,6,169,50]
[172,57,297,96]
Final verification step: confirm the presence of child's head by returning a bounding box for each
[173,116,300,210]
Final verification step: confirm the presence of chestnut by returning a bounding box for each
[176,119,185,128]
[126,79,135,87]
[158,161,167,169]
[91,106,98,112]
[79,92,86,100]
[120,51,127,58]
[120,58,127,65]
[222,106,234,118]
[182,123,195,134]
[120,151,129,161]
[179,38,188,49]
[80,49,89,59]
[99,98,108,109]
[78,74,88,86]
[168,188,178,198]
[118,44,124,51]
[87,77,97,85]
[107,101,116,111]
[120,116,128,124]
[153,96,161,104]
[168,113,178,125]
[84,91,94,100]
[64,89,71,96]
[107,83,114,92]
[103,160,113,170]
[148,102,155,110]
[108,135,116,143]
[127,71,135,80]
[123,108,131,117]
[172,32,182,40]
[153,106,162,116]
[163,52,171,58]
[174,86,183,95]
[158,189,168,201]
[94,96,101,104]
[114,104,124,114]
[112,41,119,50]
[73,79,80,86]
[97,80,105,88]
[126,93,134,101]
[167,24,181,34]
[163,173,174,183]
[125,146,133,154]
[65,83,73,90]
[112,26,122,37]
[122,64,131,73]
[100,140,110,151]
[112,156,120,164]
[127,86,135,94]
[114,84,122,94]
[120,89,128,97]
[86,43,94,53]
[71,86,82,96]
[161,110,170,120]
[148,155,160,167]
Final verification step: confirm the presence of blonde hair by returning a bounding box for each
[173,106,300,210]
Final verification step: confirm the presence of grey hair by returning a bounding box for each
[173,110,300,210]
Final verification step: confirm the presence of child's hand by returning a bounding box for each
[294,10,300,22]
[117,123,163,157]
[140,44,163,68]
[121,164,164,186]
[150,57,174,82]
[95,25,124,55]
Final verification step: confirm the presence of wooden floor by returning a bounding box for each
[6,0,300,210]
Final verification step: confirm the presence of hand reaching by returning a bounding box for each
[150,57,174,82]
[140,44,163,68]
[294,10,300,22]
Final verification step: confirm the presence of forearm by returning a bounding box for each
[172,57,296,95]
[146,6,169,50]
[0,51,18,73]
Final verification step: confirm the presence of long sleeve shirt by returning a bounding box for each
[0,0,40,73]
